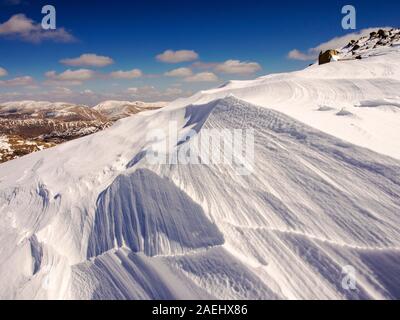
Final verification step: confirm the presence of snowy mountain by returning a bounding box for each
[340,28,400,59]
[0,100,165,121]
[0,29,400,300]
[93,100,166,120]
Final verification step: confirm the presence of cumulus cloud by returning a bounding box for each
[156,49,199,63]
[45,69,95,81]
[192,61,219,69]
[184,72,218,82]
[0,14,75,43]
[287,27,389,61]
[0,75,33,86]
[0,86,84,105]
[110,69,142,79]
[192,59,261,75]
[126,85,188,101]
[164,67,193,77]
[163,87,184,96]
[287,49,316,61]
[0,67,7,77]
[81,89,94,95]
[214,60,262,75]
[60,54,114,67]
[52,86,73,95]
[0,84,190,105]
[45,69,95,86]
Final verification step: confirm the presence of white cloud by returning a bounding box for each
[288,27,389,61]
[0,67,7,77]
[126,86,156,95]
[0,14,32,34]
[44,79,83,86]
[0,75,33,86]
[214,60,261,75]
[52,86,73,95]
[60,54,114,67]
[0,86,79,104]
[0,14,75,43]
[287,49,316,61]
[0,84,191,105]
[164,87,184,96]
[156,50,199,63]
[126,85,188,101]
[81,89,94,95]
[110,69,142,79]
[184,72,218,82]
[164,67,193,77]
[192,61,218,69]
[45,69,95,85]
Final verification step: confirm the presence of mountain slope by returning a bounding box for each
[170,28,400,159]
[93,100,166,120]
[1,96,400,299]
[0,29,400,300]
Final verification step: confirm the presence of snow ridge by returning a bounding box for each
[1,95,400,299]
[1,29,400,299]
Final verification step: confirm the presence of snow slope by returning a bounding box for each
[0,100,165,121]
[0,101,73,113]
[169,30,400,159]
[1,96,400,299]
[93,100,166,120]
[1,30,400,300]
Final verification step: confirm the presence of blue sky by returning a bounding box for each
[0,0,399,105]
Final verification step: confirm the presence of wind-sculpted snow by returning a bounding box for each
[1,40,400,299]
[1,96,400,299]
[72,247,278,299]
[169,50,400,159]
[134,97,400,299]
[87,169,224,257]
[72,249,214,300]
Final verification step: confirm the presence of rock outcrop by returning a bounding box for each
[318,50,339,65]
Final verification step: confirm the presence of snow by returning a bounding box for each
[0,136,10,150]
[168,33,400,159]
[93,100,166,120]
[0,100,165,121]
[0,101,77,113]
[0,135,11,161]
[1,30,400,300]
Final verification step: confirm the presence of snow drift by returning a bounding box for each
[1,29,400,300]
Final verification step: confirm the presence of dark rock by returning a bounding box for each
[318,50,339,65]
[378,29,388,38]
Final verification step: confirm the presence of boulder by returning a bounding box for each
[318,50,339,65]
[378,29,388,38]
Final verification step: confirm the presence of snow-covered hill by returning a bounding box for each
[170,28,400,159]
[0,29,400,300]
[93,100,166,120]
[0,100,165,121]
